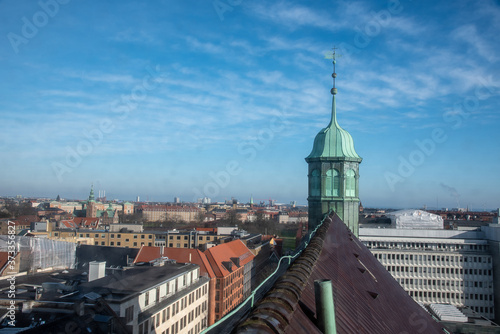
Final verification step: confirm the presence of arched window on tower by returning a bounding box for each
[310,169,320,196]
[325,169,340,197]
[346,169,356,197]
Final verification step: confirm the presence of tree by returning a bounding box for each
[195,211,206,224]
[223,209,241,226]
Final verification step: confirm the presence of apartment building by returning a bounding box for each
[133,246,217,326]
[139,205,201,222]
[204,239,255,321]
[154,230,223,249]
[0,260,210,333]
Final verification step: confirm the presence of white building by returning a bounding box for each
[360,211,497,321]
[82,262,210,334]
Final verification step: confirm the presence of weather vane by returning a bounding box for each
[324,46,341,95]
[324,46,342,60]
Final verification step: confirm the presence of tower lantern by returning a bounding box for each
[305,48,362,235]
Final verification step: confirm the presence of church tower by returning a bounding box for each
[305,50,362,236]
[86,184,97,218]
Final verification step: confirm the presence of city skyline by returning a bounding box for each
[1,0,499,209]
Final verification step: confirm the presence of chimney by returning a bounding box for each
[88,261,106,282]
[314,279,337,334]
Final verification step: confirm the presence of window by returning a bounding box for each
[111,234,114,238]
[125,305,134,323]
[117,234,121,238]
[134,235,137,239]
[141,235,145,239]
[117,242,121,246]
[345,169,356,197]
[101,242,105,245]
[184,236,188,240]
[125,238,129,242]
[310,169,320,196]
[95,234,99,238]
[184,244,188,248]
[325,169,339,196]
[133,242,137,247]
[110,242,114,246]
[145,292,149,306]
[149,235,152,239]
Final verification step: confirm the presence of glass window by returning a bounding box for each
[345,169,356,197]
[325,169,340,196]
[310,169,320,196]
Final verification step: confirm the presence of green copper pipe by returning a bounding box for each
[314,279,337,334]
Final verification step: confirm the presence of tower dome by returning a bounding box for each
[306,60,361,163]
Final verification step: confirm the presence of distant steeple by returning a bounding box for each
[88,184,95,202]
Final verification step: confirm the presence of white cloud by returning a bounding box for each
[452,24,498,63]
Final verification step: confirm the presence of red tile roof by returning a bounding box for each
[204,239,255,278]
[74,217,100,228]
[236,213,448,334]
[195,227,217,233]
[60,219,78,229]
[133,246,215,278]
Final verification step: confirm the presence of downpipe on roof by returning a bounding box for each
[314,279,336,334]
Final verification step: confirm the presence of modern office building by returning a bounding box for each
[359,210,499,321]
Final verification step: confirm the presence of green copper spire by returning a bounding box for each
[88,184,95,202]
[306,50,362,163]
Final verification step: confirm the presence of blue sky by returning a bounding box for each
[1,0,499,209]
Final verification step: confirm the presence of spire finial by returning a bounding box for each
[331,46,338,95]
[324,46,341,94]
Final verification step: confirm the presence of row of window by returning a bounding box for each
[309,168,357,197]
[365,241,489,253]
[386,265,493,277]
[396,277,492,290]
[79,233,152,239]
[374,252,492,265]
[95,241,152,247]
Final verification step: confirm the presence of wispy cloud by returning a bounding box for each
[452,24,498,63]
[248,1,339,31]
